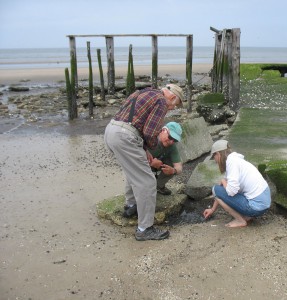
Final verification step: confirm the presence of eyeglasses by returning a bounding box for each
[168,134,178,143]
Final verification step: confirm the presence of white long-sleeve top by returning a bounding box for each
[225,152,268,199]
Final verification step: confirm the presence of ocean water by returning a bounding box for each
[0,46,286,70]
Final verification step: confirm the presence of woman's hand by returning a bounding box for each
[203,208,214,219]
[220,178,227,188]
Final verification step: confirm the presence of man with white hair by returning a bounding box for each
[104,84,184,241]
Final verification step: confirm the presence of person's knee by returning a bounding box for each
[213,184,223,197]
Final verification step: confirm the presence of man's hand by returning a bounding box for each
[161,164,176,175]
[150,158,163,169]
[146,150,153,165]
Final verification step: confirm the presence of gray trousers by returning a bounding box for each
[104,121,157,229]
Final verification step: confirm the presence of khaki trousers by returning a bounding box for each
[104,120,157,229]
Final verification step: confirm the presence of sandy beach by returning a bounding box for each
[1,64,287,300]
[0,63,212,85]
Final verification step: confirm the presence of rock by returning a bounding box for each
[185,160,222,200]
[96,192,187,226]
[177,117,213,163]
[259,160,287,209]
[208,124,229,137]
[107,99,118,105]
[9,86,30,92]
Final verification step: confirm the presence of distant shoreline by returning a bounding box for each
[0,63,213,85]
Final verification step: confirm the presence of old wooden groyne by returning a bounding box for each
[66,29,240,119]
[210,27,240,111]
[67,34,193,92]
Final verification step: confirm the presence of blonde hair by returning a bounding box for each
[217,146,232,173]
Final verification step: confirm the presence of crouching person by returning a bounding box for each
[203,140,271,228]
[149,122,183,195]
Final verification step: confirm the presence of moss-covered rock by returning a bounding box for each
[96,192,187,226]
[196,92,232,124]
[258,160,287,209]
[229,108,287,165]
[186,160,222,200]
[197,92,226,106]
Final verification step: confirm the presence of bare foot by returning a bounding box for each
[225,219,247,228]
[243,216,253,223]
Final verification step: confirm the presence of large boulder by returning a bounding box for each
[185,159,222,200]
[177,117,213,163]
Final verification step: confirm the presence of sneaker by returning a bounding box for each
[135,226,170,241]
[123,204,137,218]
[157,186,172,195]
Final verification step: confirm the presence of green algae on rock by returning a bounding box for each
[258,160,287,209]
[96,192,187,227]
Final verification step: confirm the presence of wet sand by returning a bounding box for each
[1,65,287,299]
[1,131,287,300]
[0,64,212,85]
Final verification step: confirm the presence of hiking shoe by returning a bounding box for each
[135,226,170,241]
[123,204,137,218]
[157,186,172,195]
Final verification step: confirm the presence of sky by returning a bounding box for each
[1,0,287,49]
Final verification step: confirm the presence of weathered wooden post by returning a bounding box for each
[212,29,224,93]
[65,57,77,120]
[229,28,240,111]
[222,29,229,98]
[105,36,115,94]
[186,35,193,112]
[65,68,72,120]
[210,27,241,111]
[151,35,158,89]
[87,41,94,117]
[68,36,78,93]
[126,44,135,97]
[97,49,105,102]
[70,52,78,119]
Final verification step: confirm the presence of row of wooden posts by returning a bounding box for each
[65,29,240,120]
[65,34,194,120]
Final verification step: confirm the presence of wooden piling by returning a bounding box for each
[151,35,158,89]
[229,28,240,111]
[186,35,193,112]
[210,27,240,111]
[69,36,78,93]
[64,68,72,120]
[105,36,115,94]
[97,49,105,102]
[70,52,78,119]
[87,41,94,117]
[126,44,136,97]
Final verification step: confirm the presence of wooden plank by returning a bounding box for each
[67,34,191,38]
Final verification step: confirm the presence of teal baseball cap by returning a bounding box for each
[164,122,182,142]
